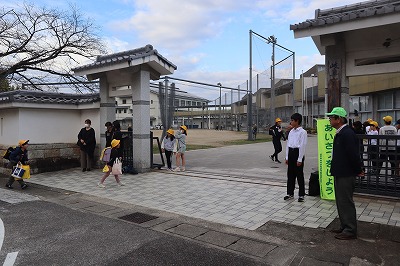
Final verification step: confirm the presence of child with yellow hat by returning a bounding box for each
[98,139,123,188]
[174,125,187,171]
[161,129,176,170]
[5,140,29,189]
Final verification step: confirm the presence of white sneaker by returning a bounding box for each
[181,167,186,172]
[174,167,180,172]
[98,183,105,188]
[118,182,125,186]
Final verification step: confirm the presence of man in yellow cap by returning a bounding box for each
[5,140,29,189]
[269,118,286,163]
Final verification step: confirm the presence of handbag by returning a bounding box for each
[101,147,112,162]
[102,165,110,173]
[11,163,25,180]
[112,158,122,175]
[21,164,31,179]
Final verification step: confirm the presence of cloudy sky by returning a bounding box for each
[4,0,365,99]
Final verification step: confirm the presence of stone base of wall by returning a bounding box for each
[0,143,100,175]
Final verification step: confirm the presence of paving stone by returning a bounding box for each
[151,220,183,231]
[67,201,97,209]
[82,204,116,213]
[228,238,276,257]
[263,246,299,266]
[299,257,342,266]
[166,224,209,238]
[195,231,240,247]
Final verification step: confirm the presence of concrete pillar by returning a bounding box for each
[325,34,349,113]
[131,69,151,172]
[99,75,115,149]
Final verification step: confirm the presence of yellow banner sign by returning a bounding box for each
[317,119,336,200]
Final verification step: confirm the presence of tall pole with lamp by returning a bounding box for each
[217,82,222,130]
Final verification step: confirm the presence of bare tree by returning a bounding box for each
[0,3,106,92]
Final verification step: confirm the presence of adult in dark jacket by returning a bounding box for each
[105,121,113,147]
[269,118,286,163]
[6,140,29,189]
[78,119,96,172]
[327,107,363,240]
[112,120,123,158]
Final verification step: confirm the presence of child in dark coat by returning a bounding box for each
[6,140,29,189]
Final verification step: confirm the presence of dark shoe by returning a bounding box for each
[298,196,304,202]
[21,184,28,190]
[284,195,294,200]
[82,168,86,172]
[334,233,357,240]
[269,155,275,162]
[5,184,13,189]
[275,159,282,164]
[86,168,91,171]
[330,228,343,234]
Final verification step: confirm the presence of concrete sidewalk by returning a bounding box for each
[3,134,400,265]
[27,168,400,230]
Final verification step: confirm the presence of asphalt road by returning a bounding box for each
[0,198,265,266]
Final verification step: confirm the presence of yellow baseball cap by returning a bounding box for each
[18,140,29,146]
[111,139,120,148]
[167,129,174,135]
[180,125,187,132]
[275,118,282,123]
[383,116,392,123]
[370,121,378,127]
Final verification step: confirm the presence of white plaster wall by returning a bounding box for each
[0,109,20,146]
[19,108,81,144]
[13,108,100,145]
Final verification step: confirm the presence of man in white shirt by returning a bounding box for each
[284,113,307,202]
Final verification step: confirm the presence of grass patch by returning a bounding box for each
[186,144,216,151]
[222,134,272,146]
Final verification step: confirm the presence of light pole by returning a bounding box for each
[217,82,222,130]
[311,74,315,128]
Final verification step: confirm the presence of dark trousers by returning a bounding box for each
[367,145,378,171]
[287,148,305,197]
[272,139,282,160]
[377,150,396,175]
[165,150,173,169]
[334,176,357,236]
[80,150,92,170]
[6,161,26,187]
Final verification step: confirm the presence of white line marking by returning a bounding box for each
[0,218,4,251]
[3,252,18,266]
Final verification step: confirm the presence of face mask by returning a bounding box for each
[85,124,90,128]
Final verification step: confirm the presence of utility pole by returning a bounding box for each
[248,30,253,140]
[217,82,222,130]
[268,35,277,126]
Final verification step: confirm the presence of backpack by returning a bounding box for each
[308,171,320,196]
[100,147,112,162]
[3,147,15,160]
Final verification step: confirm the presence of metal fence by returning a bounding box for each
[356,134,400,198]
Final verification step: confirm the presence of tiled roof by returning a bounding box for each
[72,44,177,72]
[0,90,100,105]
[290,0,400,31]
